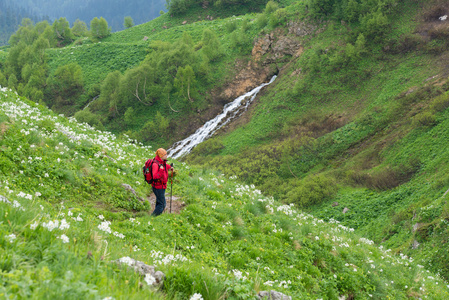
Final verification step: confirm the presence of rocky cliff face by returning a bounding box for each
[218,21,320,102]
[178,21,323,139]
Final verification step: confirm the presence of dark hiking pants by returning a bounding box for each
[152,187,166,216]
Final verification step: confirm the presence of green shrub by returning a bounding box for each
[255,13,268,29]
[285,174,337,208]
[74,109,104,130]
[360,10,390,42]
[412,111,436,128]
[164,264,226,300]
[384,34,423,54]
[225,20,238,33]
[431,92,449,113]
[356,156,421,190]
[264,0,278,15]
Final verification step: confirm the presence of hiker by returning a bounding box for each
[150,148,173,216]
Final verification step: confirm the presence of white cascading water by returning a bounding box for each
[168,75,277,159]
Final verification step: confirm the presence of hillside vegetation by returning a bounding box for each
[1,87,448,299]
[184,0,449,282]
[2,0,449,297]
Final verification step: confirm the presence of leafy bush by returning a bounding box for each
[412,111,437,128]
[430,92,449,113]
[225,19,238,33]
[45,62,84,107]
[74,109,104,130]
[285,174,337,208]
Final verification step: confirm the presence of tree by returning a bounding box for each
[8,18,38,46]
[201,29,222,62]
[53,17,74,47]
[166,0,188,16]
[32,36,50,62]
[72,19,88,37]
[174,65,195,102]
[139,111,169,141]
[360,10,389,42]
[47,63,83,106]
[307,0,337,19]
[98,70,122,117]
[124,16,134,29]
[124,107,135,126]
[90,17,110,40]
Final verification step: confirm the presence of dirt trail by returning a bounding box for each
[147,193,186,214]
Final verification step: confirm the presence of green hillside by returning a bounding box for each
[1,86,448,299]
[2,0,449,297]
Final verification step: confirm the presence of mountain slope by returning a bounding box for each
[1,88,448,298]
[2,0,449,292]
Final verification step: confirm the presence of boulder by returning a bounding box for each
[258,290,292,300]
[121,184,145,202]
[113,257,165,286]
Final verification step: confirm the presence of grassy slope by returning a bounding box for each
[1,88,449,298]
[183,0,449,281]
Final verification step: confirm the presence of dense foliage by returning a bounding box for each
[1,88,448,299]
[2,0,449,296]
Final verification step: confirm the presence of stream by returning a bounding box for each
[168,75,277,159]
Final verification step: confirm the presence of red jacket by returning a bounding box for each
[151,156,172,189]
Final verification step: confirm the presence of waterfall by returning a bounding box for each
[168,75,277,159]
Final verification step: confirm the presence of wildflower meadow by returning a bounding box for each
[1,87,448,299]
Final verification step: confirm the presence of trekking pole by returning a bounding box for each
[170,170,173,213]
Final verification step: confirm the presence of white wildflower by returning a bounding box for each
[98,221,112,234]
[30,221,39,230]
[42,220,59,231]
[59,219,70,230]
[58,234,69,243]
[119,256,134,266]
[144,273,156,285]
[6,233,16,243]
[189,293,203,300]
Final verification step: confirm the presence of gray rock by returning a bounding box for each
[342,207,349,214]
[413,223,424,233]
[412,240,420,250]
[113,257,165,286]
[122,184,145,202]
[258,290,292,300]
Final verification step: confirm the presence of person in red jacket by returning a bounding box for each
[151,148,173,216]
